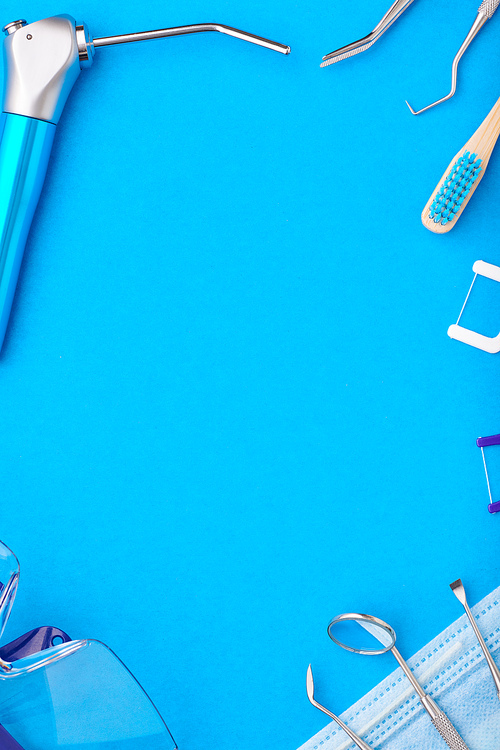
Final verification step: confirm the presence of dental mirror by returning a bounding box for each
[326,612,472,750]
[327,612,395,654]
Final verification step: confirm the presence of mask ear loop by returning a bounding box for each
[448,261,500,353]
[477,434,500,513]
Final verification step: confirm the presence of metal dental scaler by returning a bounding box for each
[0,15,290,352]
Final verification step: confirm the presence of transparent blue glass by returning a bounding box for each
[0,540,176,750]
[0,542,19,643]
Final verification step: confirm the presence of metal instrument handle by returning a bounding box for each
[463,599,500,696]
[0,113,56,351]
[313,703,372,750]
[431,712,471,750]
[478,0,500,19]
[372,0,416,36]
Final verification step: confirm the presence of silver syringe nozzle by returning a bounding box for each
[92,23,290,55]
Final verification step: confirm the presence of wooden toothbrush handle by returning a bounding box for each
[464,95,500,160]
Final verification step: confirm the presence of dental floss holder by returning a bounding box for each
[448,260,500,353]
[477,434,500,512]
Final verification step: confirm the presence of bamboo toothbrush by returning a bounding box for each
[422,97,500,233]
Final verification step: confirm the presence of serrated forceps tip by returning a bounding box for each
[321,0,416,67]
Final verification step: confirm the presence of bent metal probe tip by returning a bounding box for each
[0,15,290,353]
[406,0,500,115]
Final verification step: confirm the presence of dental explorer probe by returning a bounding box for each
[0,16,289,353]
[406,0,500,115]
[450,579,500,699]
[306,665,372,750]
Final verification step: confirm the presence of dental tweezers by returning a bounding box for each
[321,0,416,67]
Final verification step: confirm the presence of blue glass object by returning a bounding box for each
[0,540,177,749]
[0,640,177,749]
[0,626,72,749]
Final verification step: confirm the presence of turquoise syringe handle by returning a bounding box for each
[0,112,56,350]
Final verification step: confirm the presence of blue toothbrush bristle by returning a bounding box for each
[429,151,482,225]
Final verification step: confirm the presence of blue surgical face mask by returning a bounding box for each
[300,586,500,750]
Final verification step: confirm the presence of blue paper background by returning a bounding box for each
[1,1,500,748]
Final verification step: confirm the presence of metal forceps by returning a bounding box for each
[321,0,417,67]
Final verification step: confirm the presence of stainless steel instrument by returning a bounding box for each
[321,0,416,67]
[328,612,471,750]
[450,579,500,699]
[406,0,500,114]
[306,664,372,750]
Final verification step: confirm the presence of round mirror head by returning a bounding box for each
[327,613,396,655]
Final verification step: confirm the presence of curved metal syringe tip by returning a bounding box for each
[93,23,291,55]
[405,10,489,115]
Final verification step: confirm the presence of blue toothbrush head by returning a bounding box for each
[428,151,482,226]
